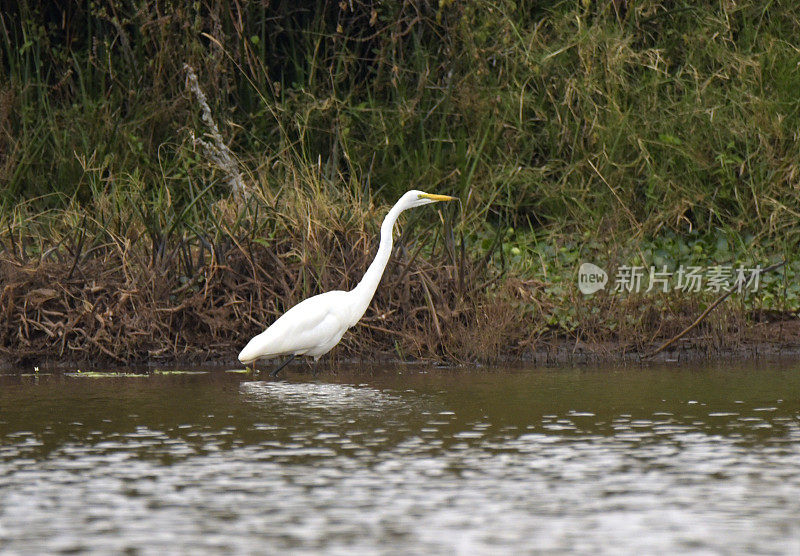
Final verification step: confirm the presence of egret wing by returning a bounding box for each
[239,291,349,360]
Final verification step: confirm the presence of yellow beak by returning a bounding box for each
[419,193,458,202]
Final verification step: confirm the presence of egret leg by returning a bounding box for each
[312,359,320,377]
[270,354,296,378]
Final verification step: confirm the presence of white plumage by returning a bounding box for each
[238,190,456,374]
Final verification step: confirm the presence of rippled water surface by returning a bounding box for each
[2,362,800,554]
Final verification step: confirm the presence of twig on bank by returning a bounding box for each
[642,259,787,360]
[184,63,248,206]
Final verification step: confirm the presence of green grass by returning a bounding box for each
[3,1,799,230]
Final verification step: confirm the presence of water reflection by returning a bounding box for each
[240,379,409,414]
[1,363,799,553]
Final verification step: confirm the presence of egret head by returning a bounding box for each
[401,189,458,209]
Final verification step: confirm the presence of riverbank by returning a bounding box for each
[2,2,799,366]
[2,222,798,368]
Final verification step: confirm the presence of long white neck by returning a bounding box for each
[347,201,405,325]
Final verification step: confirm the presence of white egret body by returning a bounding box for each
[238,190,456,373]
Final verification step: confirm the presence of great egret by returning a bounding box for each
[238,190,457,376]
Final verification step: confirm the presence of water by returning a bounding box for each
[1,363,799,554]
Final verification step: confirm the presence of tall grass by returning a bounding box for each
[3,1,799,233]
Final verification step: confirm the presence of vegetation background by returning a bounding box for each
[1,0,799,366]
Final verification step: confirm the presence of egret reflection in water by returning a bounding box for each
[240,380,406,413]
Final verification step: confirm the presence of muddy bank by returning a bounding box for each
[3,247,799,370]
[4,339,800,374]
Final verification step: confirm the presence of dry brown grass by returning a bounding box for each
[2,231,795,368]
[0,188,504,366]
